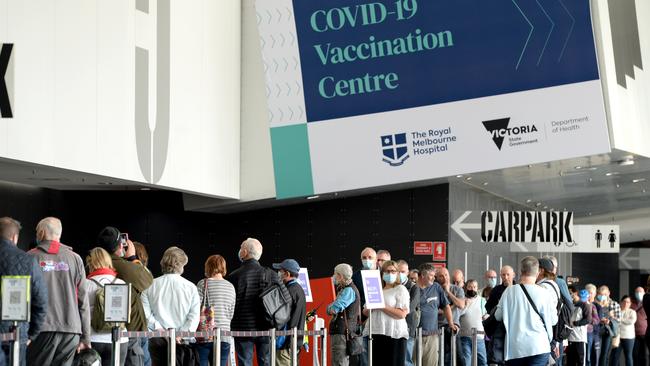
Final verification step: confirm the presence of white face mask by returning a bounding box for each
[362,259,375,270]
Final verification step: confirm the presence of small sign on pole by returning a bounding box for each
[360,270,385,310]
[104,283,131,323]
[298,268,313,303]
[1,276,30,322]
[413,241,433,255]
[433,242,446,261]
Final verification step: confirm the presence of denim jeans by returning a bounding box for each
[195,341,230,366]
[235,336,270,366]
[599,333,612,366]
[460,337,487,366]
[140,337,151,366]
[405,337,415,366]
[505,353,550,366]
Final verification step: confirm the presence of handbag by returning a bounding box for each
[196,279,216,343]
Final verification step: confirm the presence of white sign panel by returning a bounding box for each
[297,268,313,303]
[360,270,385,310]
[1,276,30,322]
[104,283,131,323]
[509,225,620,253]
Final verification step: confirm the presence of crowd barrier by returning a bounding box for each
[0,326,486,366]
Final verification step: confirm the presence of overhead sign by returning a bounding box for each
[413,241,433,255]
[509,224,620,253]
[433,242,446,261]
[298,268,314,303]
[360,270,385,310]
[256,0,610,198]
[618,248,650,270]
[451,211,574,244]
[1,276,30,322]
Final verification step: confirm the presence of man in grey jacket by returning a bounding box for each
[26,217,91,366]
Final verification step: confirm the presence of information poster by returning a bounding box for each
[1,276,30,322]
[361,270,385,309]
[256,0,610,198]
[298,268,313,303]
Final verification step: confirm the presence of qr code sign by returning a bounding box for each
[9,291,21,305]
[111,296,123,308]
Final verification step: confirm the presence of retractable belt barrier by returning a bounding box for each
[0,332,16,342]
[119,329,326,338]
[415,327,485,366]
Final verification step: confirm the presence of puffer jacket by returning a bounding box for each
[0,239,48,342]
[227,259,280,331]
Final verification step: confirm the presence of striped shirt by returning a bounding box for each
[197,278,236,342]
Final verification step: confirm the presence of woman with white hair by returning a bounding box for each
[141,246,200,364]
[326,263,362,366]
[362,260,410,366]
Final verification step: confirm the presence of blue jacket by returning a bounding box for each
[0,239,49,342]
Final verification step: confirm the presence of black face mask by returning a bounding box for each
[466,290,477,298]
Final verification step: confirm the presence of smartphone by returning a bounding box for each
[120,233,129,248]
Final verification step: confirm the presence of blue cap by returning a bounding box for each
[272,259,301,274]
[579,289,589,301]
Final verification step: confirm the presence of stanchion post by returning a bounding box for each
[168,328,176,365]
[270,329,276,366]
[313,320,319,366]
[439,328,444,366]
[416,328,422,366]
[471,328,478,366]
[214,328,221,366]
[450,328,457,366]
[291,327,298,366]
[111,326,120,366]
[321,329,327,366]
[11,322,19,366]
[368,311,373,366]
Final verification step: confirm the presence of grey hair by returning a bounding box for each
[376,249,391,258]
[520,256,539,277]
[242,238,263,261]
[160,246,188,274]
[334,263,353,285]
[36,217,62,241]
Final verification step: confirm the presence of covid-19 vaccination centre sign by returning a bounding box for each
[256,0,611,198]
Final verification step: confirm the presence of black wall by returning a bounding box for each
[0,183,449,283]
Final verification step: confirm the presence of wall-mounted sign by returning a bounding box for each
[256,0,610,198]
[451,211,574,244]
[413,241,433,255]
[509,224,619,253]
[433,263,447,269]
[298,268,313,303]
[433,242,446,261]
[361,270,385,310]
[1,276,30,322]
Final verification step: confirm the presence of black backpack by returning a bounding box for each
[259,268,292,329]
[541,280,573,341]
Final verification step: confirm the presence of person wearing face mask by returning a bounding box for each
[459,279,488,366]
[327,263,360,366]
[271,259,306,366]
[396,260,420,366]
[611,296,636,366]
[362,260,410,366]
[351,247,377,366]
[632,286,647,366]
[596,285,621,366]
[481,269,498,300]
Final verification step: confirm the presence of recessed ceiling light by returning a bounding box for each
[618,157,635,166]
[588,178,593,182]
[536,202,542,207]
[526,199,532,203]
[456,175,463,178]
[575,166,582,170]
[605,172,619,176]
[306,195,320,200]
[588,212,593,216]
[616,184,621,188]
[632,178,646,183]
[465,177,472,181]
[543,206,548,209]
[482,182,489,186]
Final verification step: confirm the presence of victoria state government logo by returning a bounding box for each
[381,133,409,166]
[482,117,539,151]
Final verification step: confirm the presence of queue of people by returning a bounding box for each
[1,215,650,366]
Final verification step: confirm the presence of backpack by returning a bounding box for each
[259,268,292,329]
[90,278,127,332]
[72,348,102,366]
[540,279,573,341]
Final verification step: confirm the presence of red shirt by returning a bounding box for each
[633,300,647,336]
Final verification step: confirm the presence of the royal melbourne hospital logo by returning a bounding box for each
[381,133,409,167]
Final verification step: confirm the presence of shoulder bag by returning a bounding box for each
[196,279,216,343]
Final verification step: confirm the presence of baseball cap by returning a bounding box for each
[538,258,555,272]
[579,289,589,301]
[272,259,301,274]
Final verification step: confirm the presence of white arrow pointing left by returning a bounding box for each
[451,211,481,242]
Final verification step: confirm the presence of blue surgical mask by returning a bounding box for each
[362,259,375,270]
[383,273,397,284]
[399,273,408,283]
[635,292,644,302]
[597,295,607,302]
[487,278,497,288]
[237,249,244,262]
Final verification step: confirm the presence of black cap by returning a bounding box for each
[97,226,121,253]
